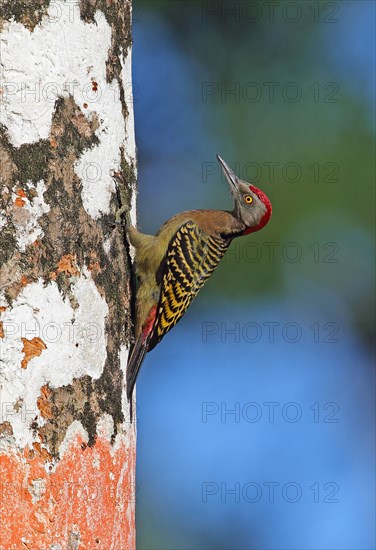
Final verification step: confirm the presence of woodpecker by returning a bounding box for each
[126,155,272,407]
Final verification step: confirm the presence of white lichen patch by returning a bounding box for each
[96,412,115,443]
[103,234,112,256]
[119,343,132,424]
[0,274,108,448]
[120,51,136,166]
[0,1,134,220]
[12,179,50,251]
[74,74,125,219]
[120,51,138,236]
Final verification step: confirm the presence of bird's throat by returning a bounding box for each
[242,204,272,235]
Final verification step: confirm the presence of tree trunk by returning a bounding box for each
[0,1,136,548]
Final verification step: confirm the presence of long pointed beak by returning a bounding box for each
[216,154,239,195]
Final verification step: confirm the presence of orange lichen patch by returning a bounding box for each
[16,188,27,198]
[20,275,29,287]
[0,432,136,549]
[14,196,26,207]
[21,337,47,369]
[37,385,53,420]
[0,321,4,338]
[13,188,28,207]
[50,136,58,148]
[56,254,80,277]
[50,254,80,280]
[0,306,6,313]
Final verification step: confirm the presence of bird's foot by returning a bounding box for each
[112,169,132,228]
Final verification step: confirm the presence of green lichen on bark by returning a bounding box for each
[0,125,51,192]
[0,0,51,31]
[0,224,17,267]
[12,140,51,185]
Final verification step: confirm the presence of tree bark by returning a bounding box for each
[0,1,136,548]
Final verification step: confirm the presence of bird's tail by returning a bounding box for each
[126,334,149,421]
[127,306,157,421]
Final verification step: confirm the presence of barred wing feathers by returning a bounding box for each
[148,221,230,350]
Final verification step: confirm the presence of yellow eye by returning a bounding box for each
[245,195,253,204]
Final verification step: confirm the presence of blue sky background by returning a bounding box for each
[132,2,375,548]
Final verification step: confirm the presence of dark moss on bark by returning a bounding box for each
[0,0,51,31]
[0,224,17,268]
[13,140,51,184]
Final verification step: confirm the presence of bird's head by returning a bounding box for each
[217,155,272,235]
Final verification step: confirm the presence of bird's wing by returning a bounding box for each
[148,221,230,350]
